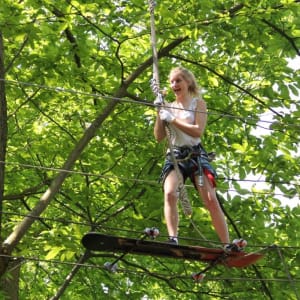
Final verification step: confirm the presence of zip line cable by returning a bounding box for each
[1,78,299,131]
[0,253,299,284]
[1,160,299,189]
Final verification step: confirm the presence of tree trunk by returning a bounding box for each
[0,30,19,300]
[0,28,8,280]
[0,31,7,239]
[0,259,21,300]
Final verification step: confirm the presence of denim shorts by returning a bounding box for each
[159,144,217,188]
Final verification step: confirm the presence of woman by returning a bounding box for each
[154,66,231,247]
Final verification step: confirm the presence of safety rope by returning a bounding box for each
[148,0,192,216]
[275,245,300,300]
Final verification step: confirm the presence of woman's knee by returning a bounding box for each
[164,189,178,202]
[163,172,179,199]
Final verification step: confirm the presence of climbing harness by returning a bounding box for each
[159,144,217,189]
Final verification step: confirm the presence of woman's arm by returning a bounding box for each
[154,110,167,142]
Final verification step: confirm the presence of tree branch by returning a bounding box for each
[50,251,90,300]
[3,181,49,201]
[0,29,8,281]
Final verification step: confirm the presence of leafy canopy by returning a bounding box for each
[0,0,299,299]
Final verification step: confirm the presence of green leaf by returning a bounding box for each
[45,247,63,260]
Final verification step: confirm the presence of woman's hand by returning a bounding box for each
[159,109,175,123]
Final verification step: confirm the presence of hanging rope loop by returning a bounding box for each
[148,0,156,14]
[150,78,160,96]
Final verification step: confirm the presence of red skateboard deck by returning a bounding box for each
[82,232,263,268]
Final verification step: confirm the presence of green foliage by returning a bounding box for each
[0,0,299,299]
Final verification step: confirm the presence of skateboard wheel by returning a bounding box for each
[152,228,159,237]
[233,239,247,249]
[104,262,117,273]
[191,272,205,283]
[144,227,160,238]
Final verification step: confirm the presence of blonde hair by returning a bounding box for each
[169,66,201,97]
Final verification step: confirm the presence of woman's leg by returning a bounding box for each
[196,174,230,244]
[163,170,180,239]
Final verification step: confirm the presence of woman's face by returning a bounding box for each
[169,72,189,97]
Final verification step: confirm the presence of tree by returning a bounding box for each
[0,0,299,299]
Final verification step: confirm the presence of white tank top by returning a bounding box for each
[168,98,201,147]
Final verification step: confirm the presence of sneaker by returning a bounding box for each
[167,237,178,245]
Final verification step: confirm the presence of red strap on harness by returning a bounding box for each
[204,169,216,188]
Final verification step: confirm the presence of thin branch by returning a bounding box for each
[3,181,48,201]
[5,35,30,73]
[50,251,91,300]
[262,19,300,55]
